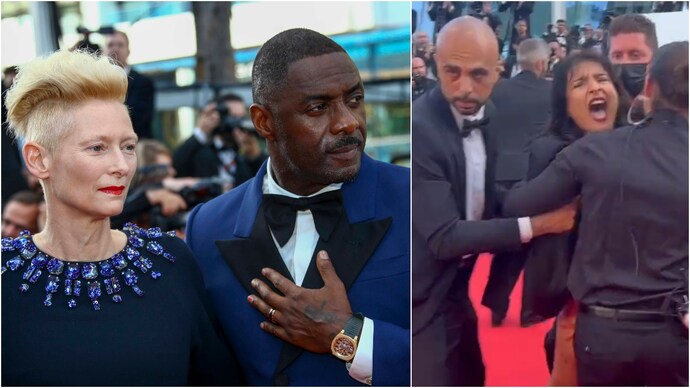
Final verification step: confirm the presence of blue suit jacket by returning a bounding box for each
[186,154,410,386]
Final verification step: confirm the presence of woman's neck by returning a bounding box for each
[31,201,125,262]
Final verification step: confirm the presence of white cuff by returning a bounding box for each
[518,217,533,243]
[348,317,373,385]
[193,127,209,144]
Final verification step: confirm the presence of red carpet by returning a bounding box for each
[470,254,555,386]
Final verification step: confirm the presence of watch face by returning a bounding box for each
[333,336,356,358]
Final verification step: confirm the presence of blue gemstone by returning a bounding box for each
[22,263,36,280]
[104,277,121,295]
[73,280,82,296]
[65,263,80,279]
[12,237,29,250]
[19,230,30,237]
[126,247,140,261]
[82,263,98,280]
[31,253,48,269]
[151,271,162,279]
[64,279,72,295]
[128,235,144,248]
[112,294,122,303]
[146,227,163,239]
[1,266,5,274]
[132,285,145,297]
[68,299,77,308]
[2,237,16,252]
[7,256,24,271]
[43,294,52,307]
[141,257,153,269]
[46,258,64,275]
[20,242,38,260]
[136,228,149,239]
[29,269,42,284]
[19,283,29,293]
[92,299,101,311]
[133,259,148,273]
[45,275,59,293]
[123,222,135,229]
[111,253,127,270]
[99,260,115,277]
[122,268,138,286]
[166,231,176,237]
[163,252,176,263]
[146,241,163,256]
[88,281,101,299]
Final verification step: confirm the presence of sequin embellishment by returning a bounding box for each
[2,224,173,310]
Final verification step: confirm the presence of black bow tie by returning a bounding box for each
[263,191,343,247]
[460,117,489,138]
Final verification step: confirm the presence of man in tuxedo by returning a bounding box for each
[105,31,155,139]
[412,17,576,386]
[481,38,553,327]
[186,28,409,386]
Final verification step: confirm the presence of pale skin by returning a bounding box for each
[23,100,137,262]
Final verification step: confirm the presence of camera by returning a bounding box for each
[213,103,255,135]
[178,179,225,208]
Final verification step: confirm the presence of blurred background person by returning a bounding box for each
[482,38,554,327]
[1,190,42,238]
[105,30,155,139]
[172,93,255,188]
[428,1,464,41]
[412,55,436,101]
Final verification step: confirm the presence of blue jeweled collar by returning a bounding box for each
[1,223,176,311]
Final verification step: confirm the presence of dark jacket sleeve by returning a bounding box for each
[503,142,581,217]
[412,115,522,259]
[173,136,204,178]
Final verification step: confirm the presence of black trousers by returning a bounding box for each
[412,296,485,386]
[574,311,689,386]
[481,249,527,318]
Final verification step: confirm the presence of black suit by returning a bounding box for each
[481,71,552,323]
[172,136,253,185]
[126,69,155,139]
[412,87,523,386]
[504,109,688,385]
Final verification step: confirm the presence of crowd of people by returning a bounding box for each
[2,30,268,241]
[412,7,688,387]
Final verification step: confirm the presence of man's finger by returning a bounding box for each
[251,278,285,307]
[260,321,290,342]
[316,250,343,288]
[261,267,296,296]
[247,294,281,323]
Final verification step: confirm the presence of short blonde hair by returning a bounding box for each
[4,49,128,153]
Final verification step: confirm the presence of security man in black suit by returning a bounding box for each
[105,30,155,139]
[481,38,553,326]
[412,16,578,386]
[504,41,688,386]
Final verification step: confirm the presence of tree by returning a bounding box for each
[192,2,235,85]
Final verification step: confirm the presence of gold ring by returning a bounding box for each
[268,307,277,323]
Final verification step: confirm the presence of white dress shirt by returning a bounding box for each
[262,158,374,385]
[450,105,533,246]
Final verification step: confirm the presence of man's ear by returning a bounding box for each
[250,103,276,141]
[23,142,51,181]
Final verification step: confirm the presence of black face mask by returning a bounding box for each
[613,63,647,97]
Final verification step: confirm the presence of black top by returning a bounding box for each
[504,109,689,309]
[2,224,244,386]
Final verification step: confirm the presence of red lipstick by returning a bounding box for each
[98,186,125,196]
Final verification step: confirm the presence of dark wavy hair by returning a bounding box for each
[548,51,629,142]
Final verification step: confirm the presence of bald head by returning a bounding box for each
[434,16,501,115]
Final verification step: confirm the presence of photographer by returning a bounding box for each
[172,93,257,188]
[412,56,437,101]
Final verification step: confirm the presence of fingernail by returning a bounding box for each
[251,279,258,287]
[261,268,268,276]
[319,251,328,260]
[247,295,253,303]
[260,322,266,330]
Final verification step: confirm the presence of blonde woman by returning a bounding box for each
[1,50,244,386]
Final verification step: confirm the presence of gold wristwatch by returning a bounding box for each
[330,313,364,362]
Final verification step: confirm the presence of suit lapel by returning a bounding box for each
[215,203,294,296]
[273,211,392,379]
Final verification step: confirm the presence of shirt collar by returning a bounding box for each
[264,157,342,198]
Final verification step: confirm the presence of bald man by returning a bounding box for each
[412,17,577,386]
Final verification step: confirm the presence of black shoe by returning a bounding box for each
[491,311,506,327]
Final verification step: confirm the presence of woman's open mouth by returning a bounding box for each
[588,97,609,122]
